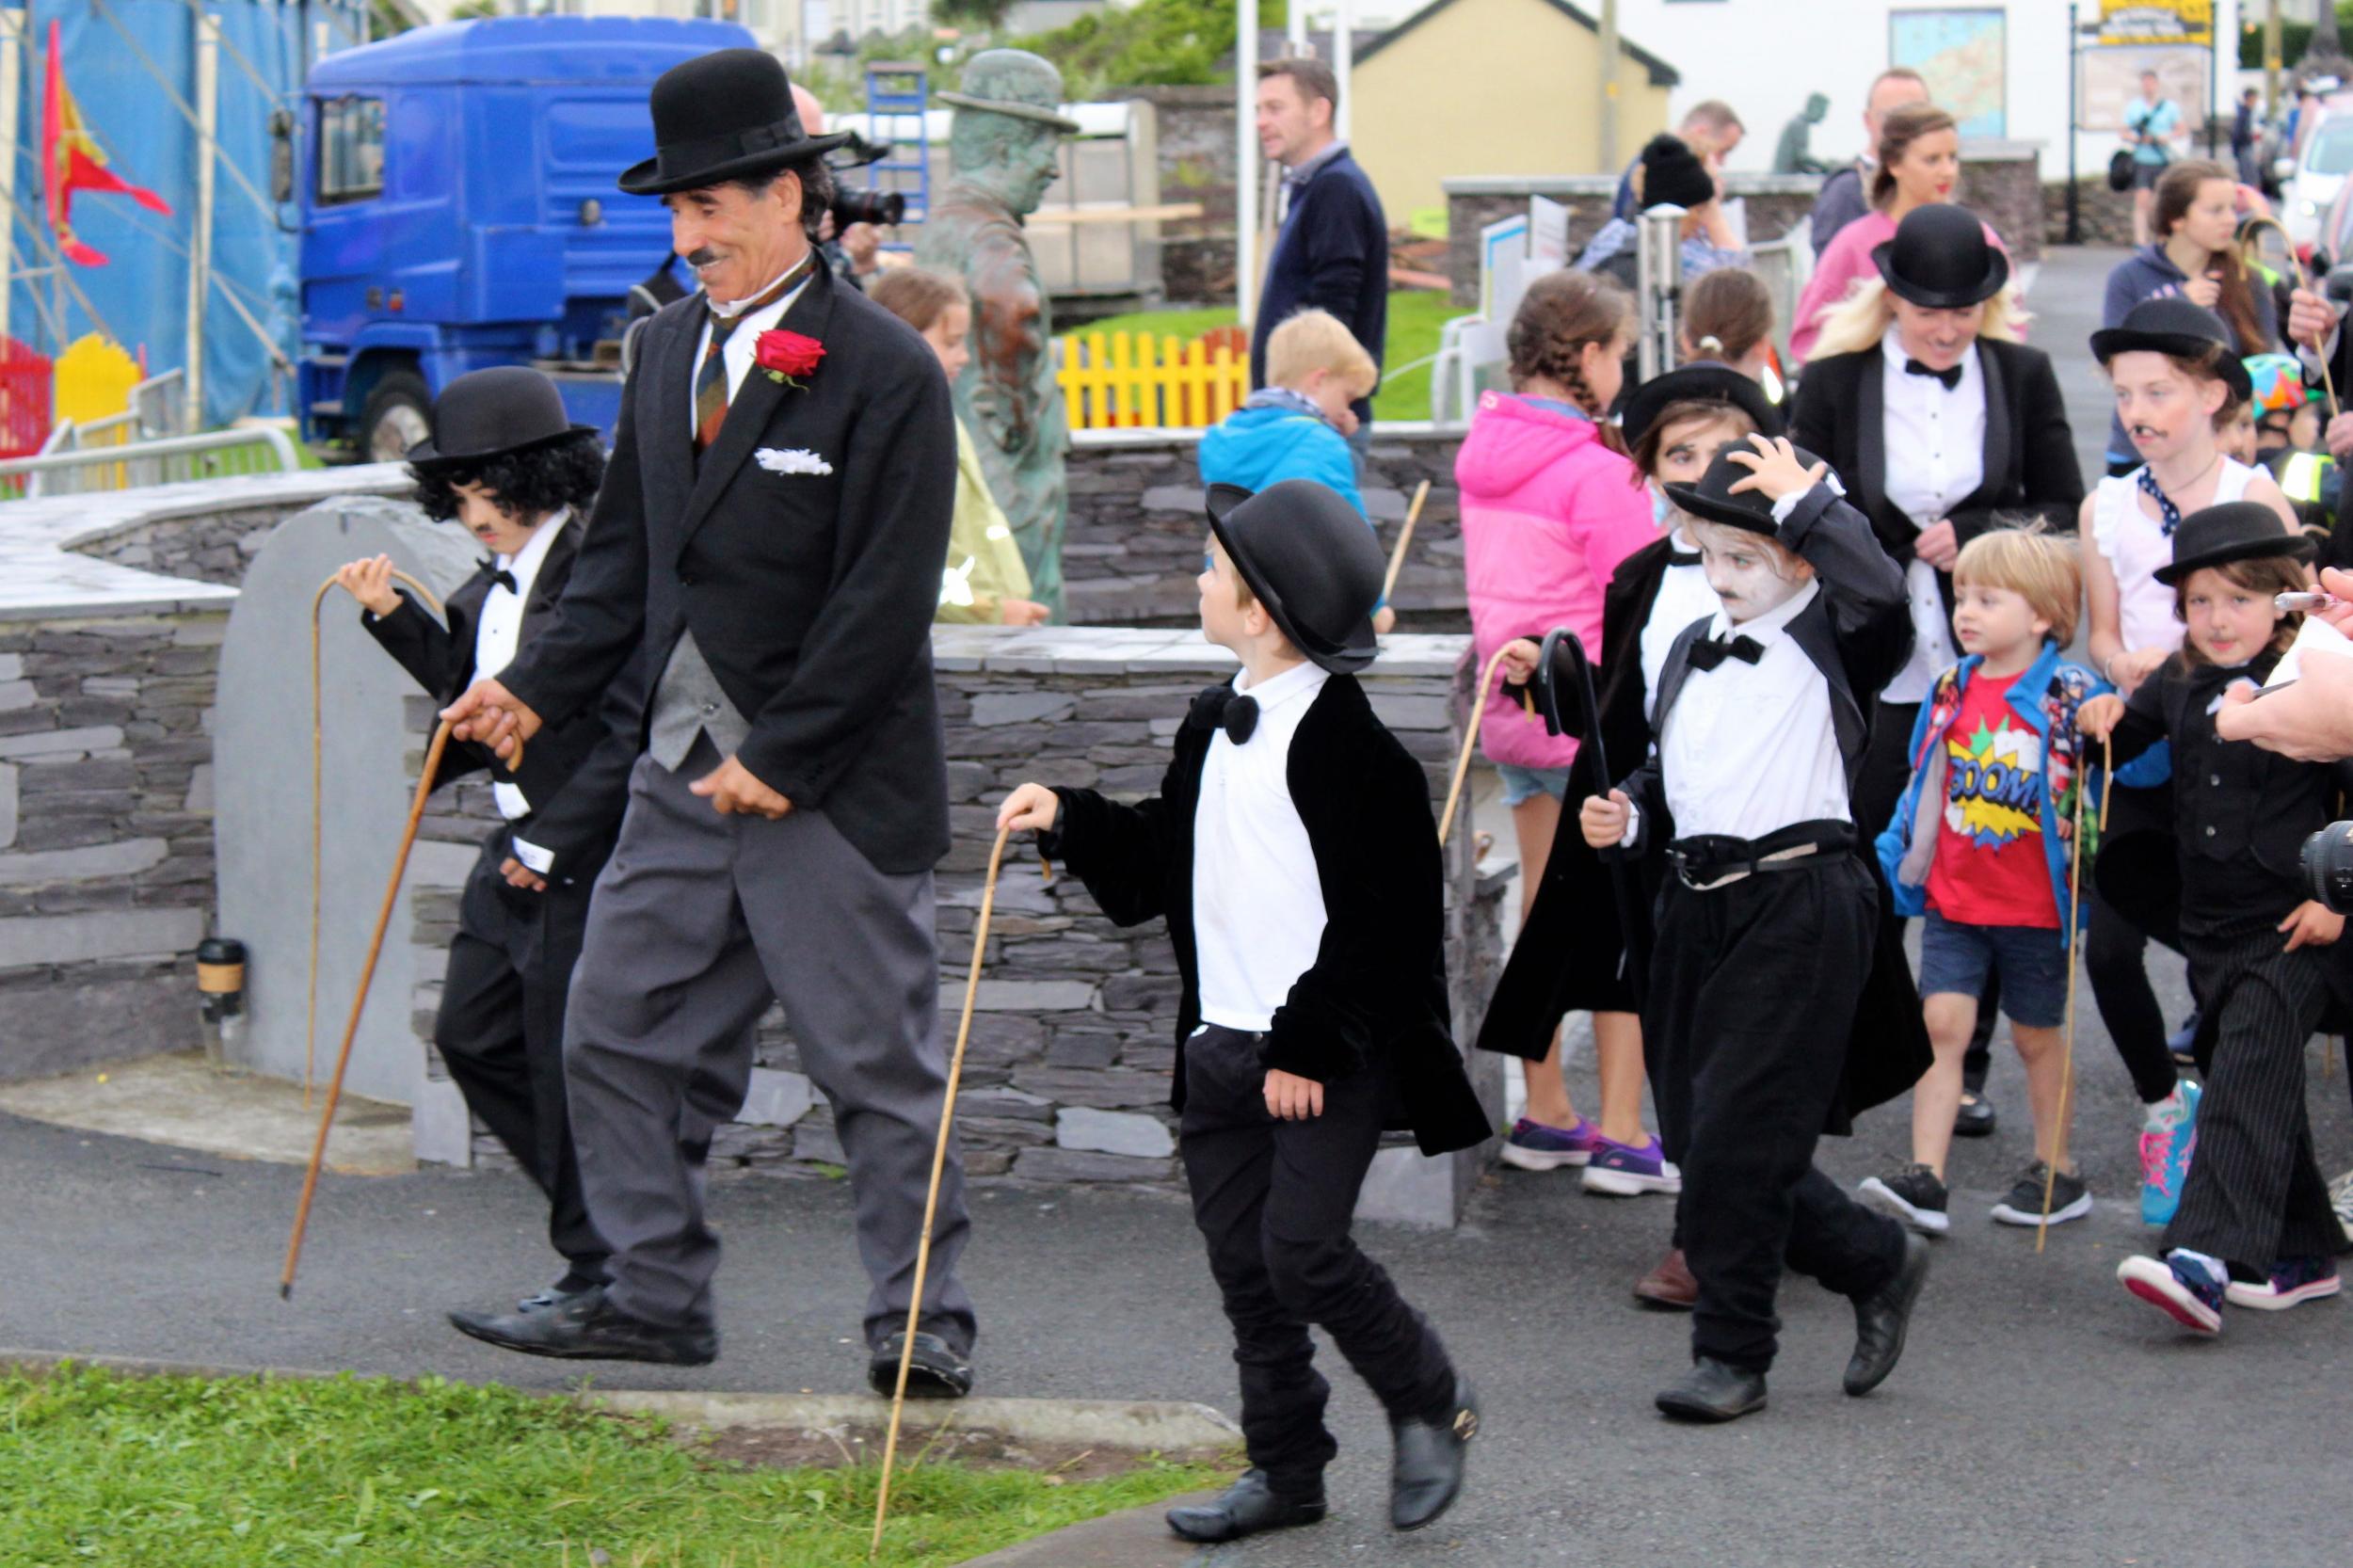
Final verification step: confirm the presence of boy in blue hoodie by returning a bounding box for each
[1861,528,2114,1239]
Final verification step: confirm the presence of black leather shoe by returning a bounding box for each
[867,1331,973,1400]
[1166,1469,1327,1544]
[1655,1356,1768,1422]
[1953,1091,1997,1138]
[1845,1231,1931,1396]
[1389,1374,1478,1531]
[448,1286,716,1366]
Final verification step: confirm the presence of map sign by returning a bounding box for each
[1891,8,2009,138]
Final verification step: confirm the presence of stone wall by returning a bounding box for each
[1064,429,1468,631]
[1117,86,1237,307]
[2041,179,2138,248]
[0,610,225,1080]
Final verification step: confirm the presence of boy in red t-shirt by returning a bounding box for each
[1864,530,2109,1236]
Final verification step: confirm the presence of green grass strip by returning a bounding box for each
[0,1365,1225,1567]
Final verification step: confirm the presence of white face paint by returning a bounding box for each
[1689,520,1808,624]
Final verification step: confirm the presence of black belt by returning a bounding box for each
[1667,820,1854,889]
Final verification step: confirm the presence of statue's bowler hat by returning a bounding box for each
[618,49,851,198]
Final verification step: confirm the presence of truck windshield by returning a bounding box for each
[318,95,385,204]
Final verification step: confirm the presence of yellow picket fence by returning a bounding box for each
[1055,328,1250,430]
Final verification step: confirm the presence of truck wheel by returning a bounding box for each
[358,370,431,464]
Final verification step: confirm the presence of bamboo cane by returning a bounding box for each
[1437,644,1523,848]
[2244,214,2340,419]
[872,823,1012,1557]
[280,718,456,1299]
[1382,480,1433,606]
[2039,735,2114,1252]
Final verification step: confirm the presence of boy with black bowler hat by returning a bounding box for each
[997,478,1487,1543]
[331,366,647,1322]
[1579,434,1934,1422]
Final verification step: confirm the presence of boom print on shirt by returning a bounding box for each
[1945,713,2042,848]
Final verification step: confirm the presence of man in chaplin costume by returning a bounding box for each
[442,49,976,1394]
[915,49,1079,621]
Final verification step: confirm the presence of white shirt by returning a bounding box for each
[687,260,818,435]
[1193,661,1331,1032]
[1641,531,1719,722]
[1878,331,1984,703]
[472,507,571,828]
[1648,580,1849,842]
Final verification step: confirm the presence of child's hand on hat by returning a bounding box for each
[1725,434,1829,506]
[996,782,1061,836]
[334,554,402,617]
[1579,789,1632,850]
[1496,637,1543,684]
[2076,694,2124,740]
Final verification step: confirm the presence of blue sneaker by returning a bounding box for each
[2119,1250,2225,1336]
[2138,1080,2201,1227]
[2225,1256,2343,1311]
[1580,1135,1682,1196]
[1499,1115,1603,1172]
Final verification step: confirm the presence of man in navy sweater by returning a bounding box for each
[1252,56,1387,436]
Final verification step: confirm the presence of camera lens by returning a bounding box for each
[2299,820,2353,915]
[832,188,906,228]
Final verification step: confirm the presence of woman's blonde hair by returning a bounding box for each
[1953,525,2083,648]
[1264,308,1379,396]
[1808,276,2031,360]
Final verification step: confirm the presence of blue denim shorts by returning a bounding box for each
[1497,762,1572,808]
[1917,909,2070,1028]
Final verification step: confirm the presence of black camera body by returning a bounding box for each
[2301,821,2353,914]
[830,187,905,229]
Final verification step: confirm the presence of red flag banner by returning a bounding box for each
[43,21,172,268]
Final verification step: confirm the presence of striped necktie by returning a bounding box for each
[694,254,814,453]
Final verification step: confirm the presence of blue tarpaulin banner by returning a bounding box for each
[7,0,363,428]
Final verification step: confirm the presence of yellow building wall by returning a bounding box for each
[1352,0,1673,223]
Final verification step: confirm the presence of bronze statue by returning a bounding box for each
[1773,92,1832,176]
[917,51,1080,620]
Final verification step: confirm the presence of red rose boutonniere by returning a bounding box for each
[754,329,825,391]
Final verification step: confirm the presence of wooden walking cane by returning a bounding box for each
[280,718,456,1299]
[872,822,1013,1557]
[308,569,446,1109]
[1437,644,1529,848]
[1382,480,1433,607]
[2039,733,2114,1253]
[2243,214,2341,420]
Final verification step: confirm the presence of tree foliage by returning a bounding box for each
[1013,0,1286,100]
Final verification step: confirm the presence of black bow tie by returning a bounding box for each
[482,564,520,595]
[1666,546,1702,568]
[1904,358,1963,392]
[1221,695,1260,744]
[1687,632,1766,672]
[1188,684,1261,744]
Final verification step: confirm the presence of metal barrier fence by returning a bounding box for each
[0,424,300,499]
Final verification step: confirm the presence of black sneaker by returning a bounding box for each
[1990,1160,2092,1227]
[1858,1164,1950,1235]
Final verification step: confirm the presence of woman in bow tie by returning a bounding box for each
[1788,202,2083,1131]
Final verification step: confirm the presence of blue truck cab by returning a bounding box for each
[296,16,748,460]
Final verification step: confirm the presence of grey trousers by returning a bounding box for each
[565,736,975,1352]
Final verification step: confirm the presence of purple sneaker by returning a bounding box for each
[2225,1256,2342,1311]
[1580,1135,1682,1196]
[2119,1251,2225,1336]
[1499,1115,1603,1172]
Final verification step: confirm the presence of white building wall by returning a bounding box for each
[1609,0,2246,187]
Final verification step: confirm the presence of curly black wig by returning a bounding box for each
[410,430,606,524]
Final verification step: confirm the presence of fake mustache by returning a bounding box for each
[684,248,723,268]
[2129,423,2163,440]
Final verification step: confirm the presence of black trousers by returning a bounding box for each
[1648,857,1906,1373]
[1180,1025,1456,1495]
[436,830,609,1288]
[2165,923,2342,1272]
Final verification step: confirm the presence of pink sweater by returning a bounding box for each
[1456,392,1659,770]
[1789,208,2015,364]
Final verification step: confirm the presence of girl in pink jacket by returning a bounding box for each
[1458,268,1663,1181]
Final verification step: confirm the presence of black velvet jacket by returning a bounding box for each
[364,526,644,883]
[1040,673,1492,1156]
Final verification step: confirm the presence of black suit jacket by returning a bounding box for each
[1789,339,2085,597]
[497,262,956,875]
[364,526,645,881]
[1040,675,1492,1157]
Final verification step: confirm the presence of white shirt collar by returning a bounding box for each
[496,506,569,583]
[1233,658,1328,712]
[1706,577,1819,644]
[706,254,814,321]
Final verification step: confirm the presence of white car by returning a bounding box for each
[2281,105,2353,256]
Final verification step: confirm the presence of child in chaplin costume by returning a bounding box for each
[332,366,645,1325]
[1578,434,1934,1421]
[997,478,1488,1542]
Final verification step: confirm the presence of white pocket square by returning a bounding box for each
[756,447,834,476]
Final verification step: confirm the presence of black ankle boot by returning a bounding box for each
[1655,1356,1768,1422]
[1166,1469,1326,1544]
[1389,1375,1478,1530]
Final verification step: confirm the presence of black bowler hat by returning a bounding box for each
[406,366,597,467]
[2153,500,2313,584]
[617,49,850,198]
[2090,296,2255,404]
[1871,203,2009,309]
[1621,361,1783,455]
[1205,480,1385,673]
[1636,133,1715,212]
[1662,440,1834,537]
